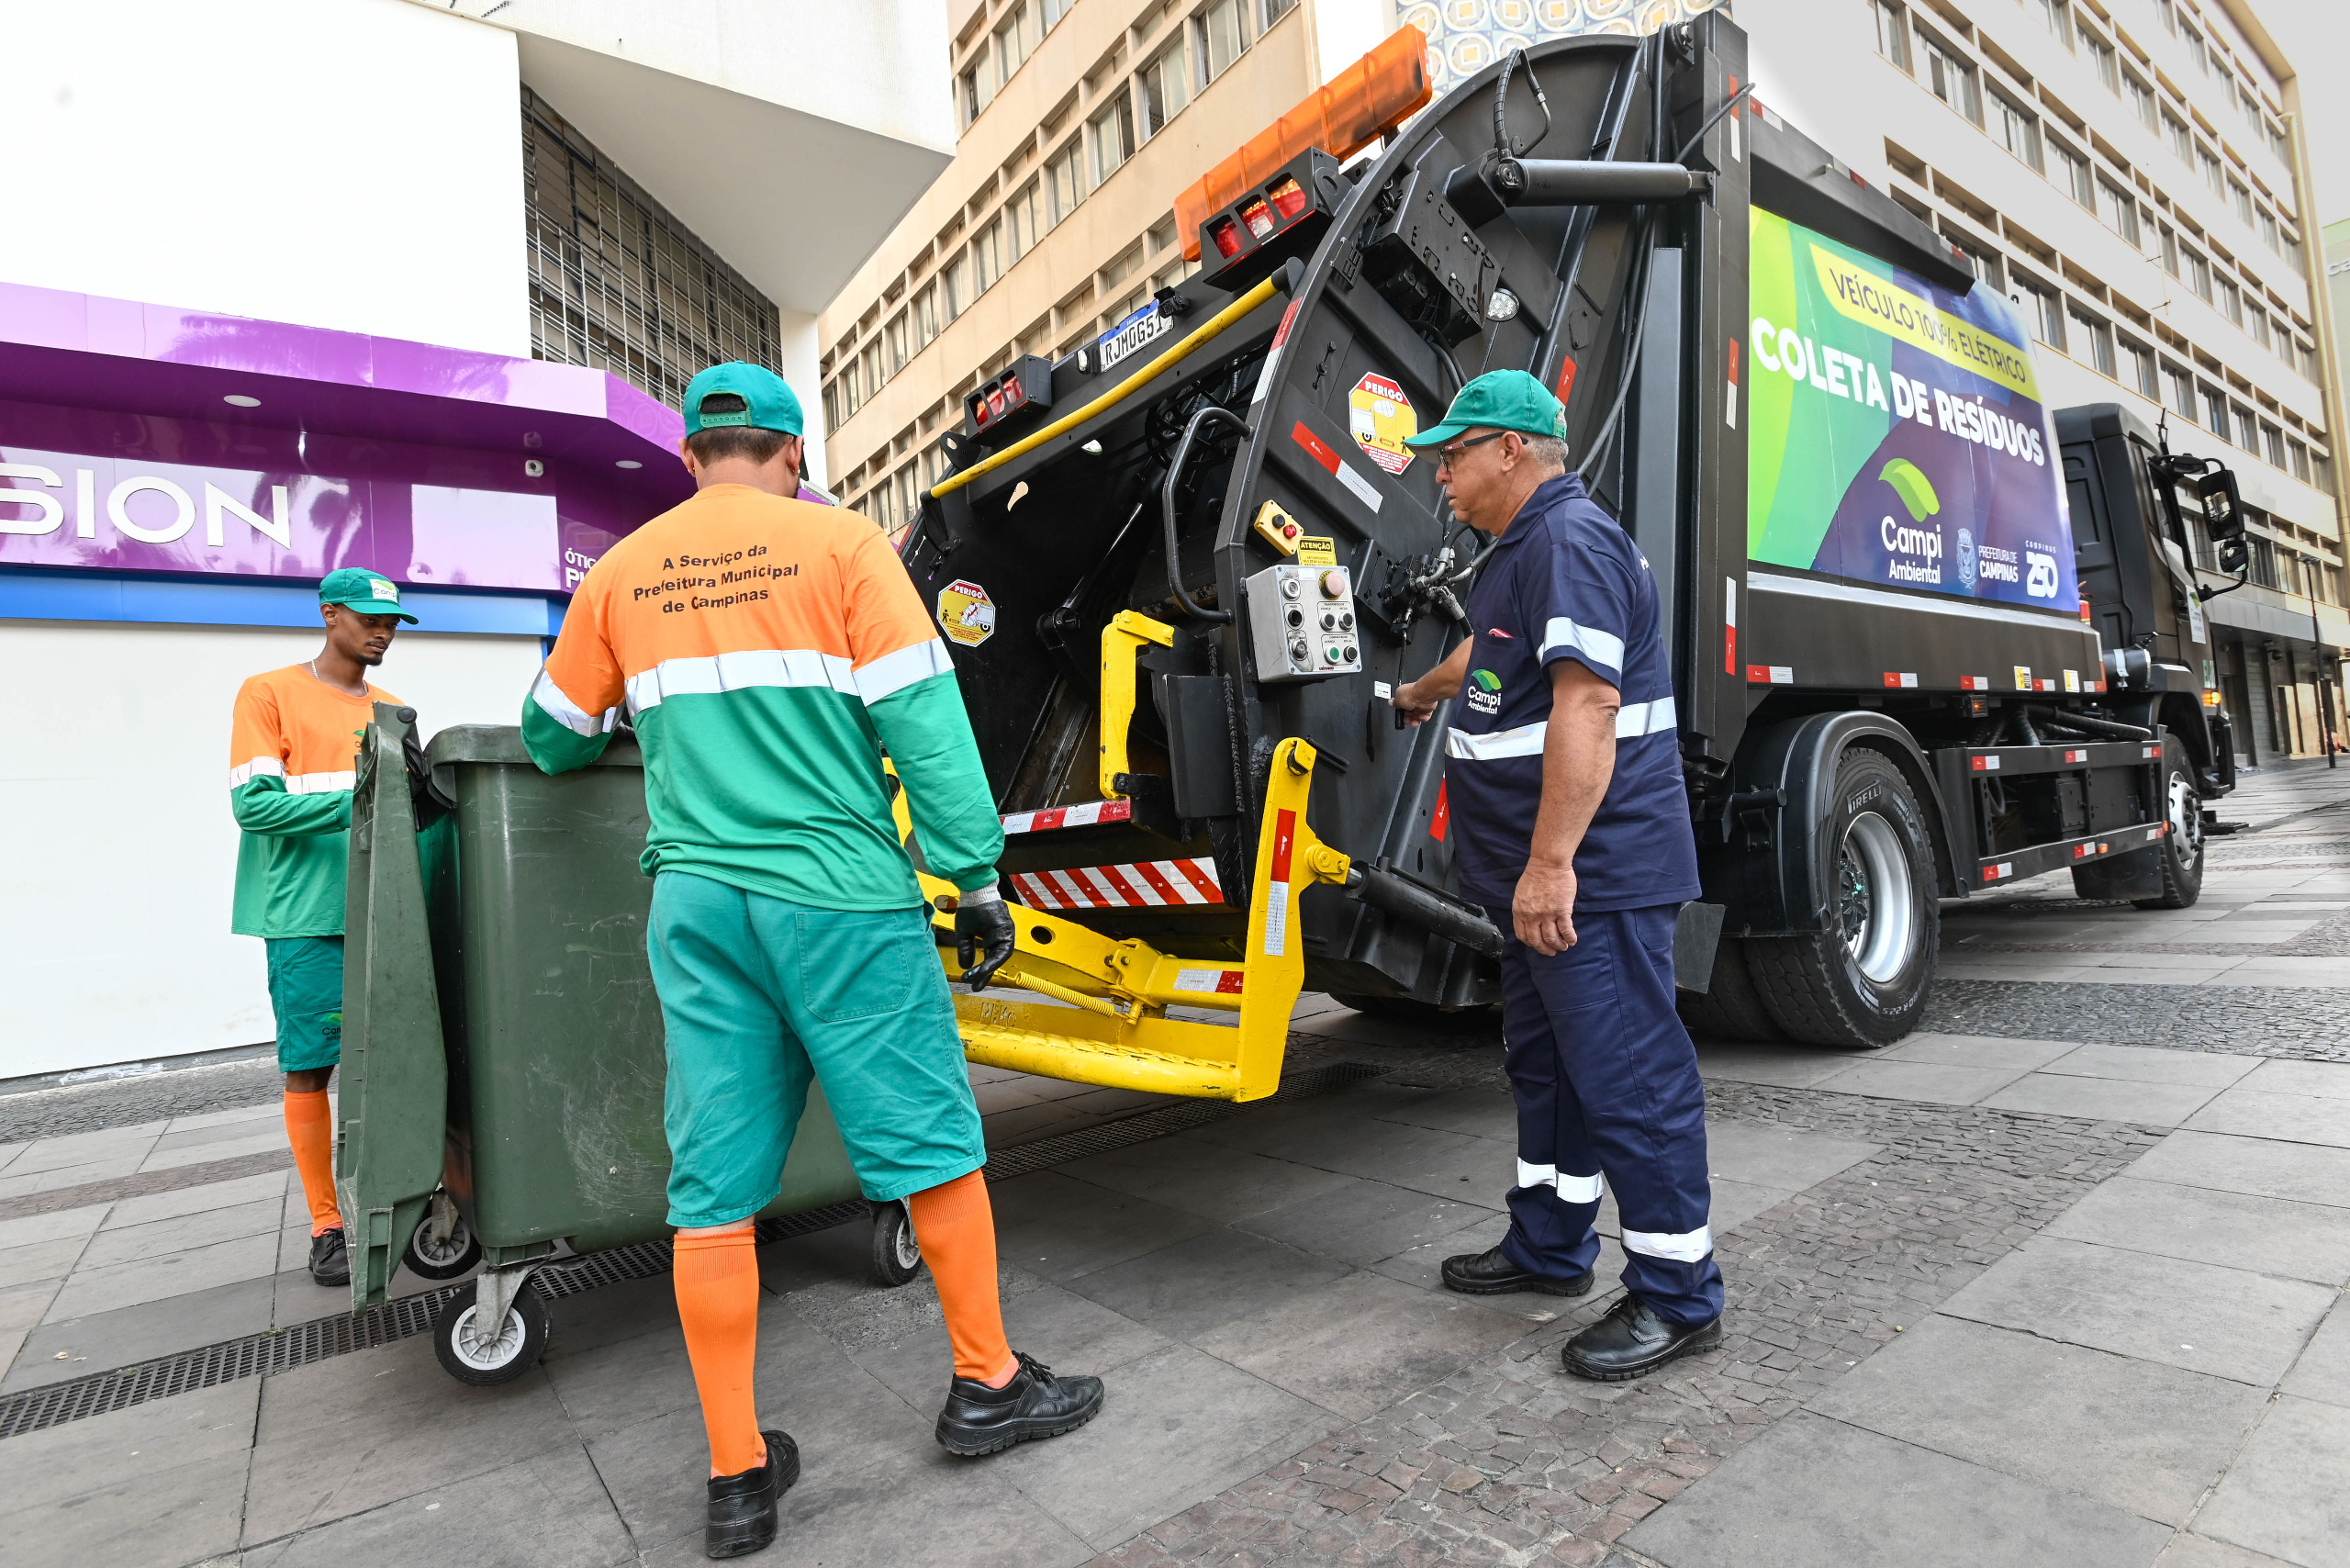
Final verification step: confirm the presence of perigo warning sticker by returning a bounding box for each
[936,578,997,647]
[1348,373,1416,476]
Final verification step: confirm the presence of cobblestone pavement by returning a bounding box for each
[1083,1055,2164,1568]
[1922,978,2350,1061]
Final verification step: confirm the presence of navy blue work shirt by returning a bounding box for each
[1444,472,1701,913]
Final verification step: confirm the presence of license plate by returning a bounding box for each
[1095,302,1171,373]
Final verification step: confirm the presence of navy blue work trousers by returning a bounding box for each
[1496,903,1725,1326]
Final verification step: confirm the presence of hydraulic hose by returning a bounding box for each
[2022,704,2155,742]
[1160,407,1248,622]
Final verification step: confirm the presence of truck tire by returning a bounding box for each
[1675,937,1785,1042]
[2132,735,2205,910]
[1748,747,1939,1047]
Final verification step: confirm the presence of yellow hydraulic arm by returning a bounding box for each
[894,735,1350,1102]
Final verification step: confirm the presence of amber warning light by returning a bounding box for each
[1174,25,1432,264]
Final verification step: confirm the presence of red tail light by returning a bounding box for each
[1267,176,1308,220]
[987,389,1007,418]
[1239,196,1276,240]
[1208,217,1243,258]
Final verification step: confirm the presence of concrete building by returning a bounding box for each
[0,0,954,1080]
[1740,0,2346,765]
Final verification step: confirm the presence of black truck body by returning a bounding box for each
[899,14,2239,1051]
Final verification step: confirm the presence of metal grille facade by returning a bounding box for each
[522,86,782,406]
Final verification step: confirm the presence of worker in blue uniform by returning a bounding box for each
[1391,370,1725,1382]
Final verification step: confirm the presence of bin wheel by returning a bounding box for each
[403,1211,483,1281]
[431,1280,548,1386]
[870,1200,923,1287]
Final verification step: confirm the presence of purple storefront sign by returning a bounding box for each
[0,283,711,606]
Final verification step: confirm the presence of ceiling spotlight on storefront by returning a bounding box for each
[222,394,261,408]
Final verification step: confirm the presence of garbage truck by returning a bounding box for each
[891,14,2248,1087]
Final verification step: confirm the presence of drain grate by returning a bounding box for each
[0,1060,1383,1440]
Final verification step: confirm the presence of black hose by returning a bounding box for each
[2023,704,2155,742]
[1161,407,1248,622]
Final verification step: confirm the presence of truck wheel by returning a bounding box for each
[1676,937,1785,1042]
[2132,736,2205,911]
[1748,748,1939,1047]
[431,1280,548,1387]
[870,1199,923,1287]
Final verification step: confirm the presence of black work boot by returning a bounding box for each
[934,1351,1104,1457]
[1441,1245,1595,1297]
[706,1428,799,1560]
[1561,1293,1721,1383]
[308,1227,350,1287]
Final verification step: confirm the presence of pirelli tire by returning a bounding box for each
[2132,736,2206,911]
[1747,747,1940,1047]
[1675,936,1786,1042]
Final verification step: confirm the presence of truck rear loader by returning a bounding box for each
[892,15,2244,1098]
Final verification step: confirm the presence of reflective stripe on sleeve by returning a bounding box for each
[853,638,956,703]
[530,668,621,737]
[1516,1160,1603,1202]
[1615,695,1678,737]
[1448,721,1547,760]
[286,771,357,795]
[229,756,285,789]
[623,648,857,715]
[1621,1225,1714,1262]
[1539,617,1625,676]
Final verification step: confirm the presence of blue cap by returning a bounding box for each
[682,363,804,438]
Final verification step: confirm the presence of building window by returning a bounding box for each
[2124,73,2156,130]
[1871,0,1911,72]
[839,356,862,419]
[2216,276,2244,328]
[2248,307,2273,352]
[2165,363,2196,421]
[2315,451,2336,496]
[2119,335,2158,399]
[994,6,1034,94]
[1262,0,1299,24]
[1046,140,1087,227]
[2068,304,2116,376]
[2267,118,2290,167]
[2288,437,2311,484]
[2198,144,2223,198]
[1043,0,1074,28]
[1199,0,1249,84]
[943,252,972,320]
[2199,383,2229,436]
[2164,108,2192,165]
[2282,227,2303,270]
[2257,207,2279,254]
[2180,21,2207,74]
[1942,226,2005,290]
[1917,30,1981,124]
[2183,248,2211,302]
[971,218,1005,295]
[2263,422,2287,470]
[1988,89,2042,172]
[520,88,781,409]
[885,311,909,376]
[2083,29,2118,93]
[2158,223,2179,277]
[2015,274,2064,351]
[2232,402,2259,452]
[1091,95,1136,185]
[915,285,940,348]
[1139,43,1190,138]
[2028,0,2073,49]
[2228,175,2254,228]
[2052,140,2093,209]
[2097,174,2140,245]
[1006,179,1046,263]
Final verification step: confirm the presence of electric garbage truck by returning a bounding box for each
[890,14,2244,1092]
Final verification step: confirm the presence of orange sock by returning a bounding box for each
[907,1170,1016,1384]
[674,1228,767,1477]
[283,1090,341,1236]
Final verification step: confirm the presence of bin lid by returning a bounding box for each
[427,724,643,768]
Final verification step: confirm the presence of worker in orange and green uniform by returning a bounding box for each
[229,569,417,1289]
[522,363,1103,1561]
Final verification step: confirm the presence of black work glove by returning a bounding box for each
[954,884,1017,991]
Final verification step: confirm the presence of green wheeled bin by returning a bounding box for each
[337,705,919,1386]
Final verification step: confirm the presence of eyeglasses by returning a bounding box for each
[1433,431,1512,466]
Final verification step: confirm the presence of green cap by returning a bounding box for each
[683,362,804,438]
[1403,369,1568,450]
[319,567,417,624]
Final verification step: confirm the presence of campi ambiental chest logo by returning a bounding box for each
[1467,668,1503,715]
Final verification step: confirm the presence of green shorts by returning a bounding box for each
[647,870,985,1228]
[265,936,345,1073]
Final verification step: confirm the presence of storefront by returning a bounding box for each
[0,282,692,1080]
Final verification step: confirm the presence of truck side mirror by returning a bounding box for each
[2217,535,2250,574]
[2193,465,2245,543]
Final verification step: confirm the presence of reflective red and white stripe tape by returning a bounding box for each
[1001,800,1135,834]
[1011,858,1224,910]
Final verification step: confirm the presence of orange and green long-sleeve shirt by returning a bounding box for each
[229,667,398,937]
[521,483,1002,911]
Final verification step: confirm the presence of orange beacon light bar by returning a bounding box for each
[1174,25,1433,263]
